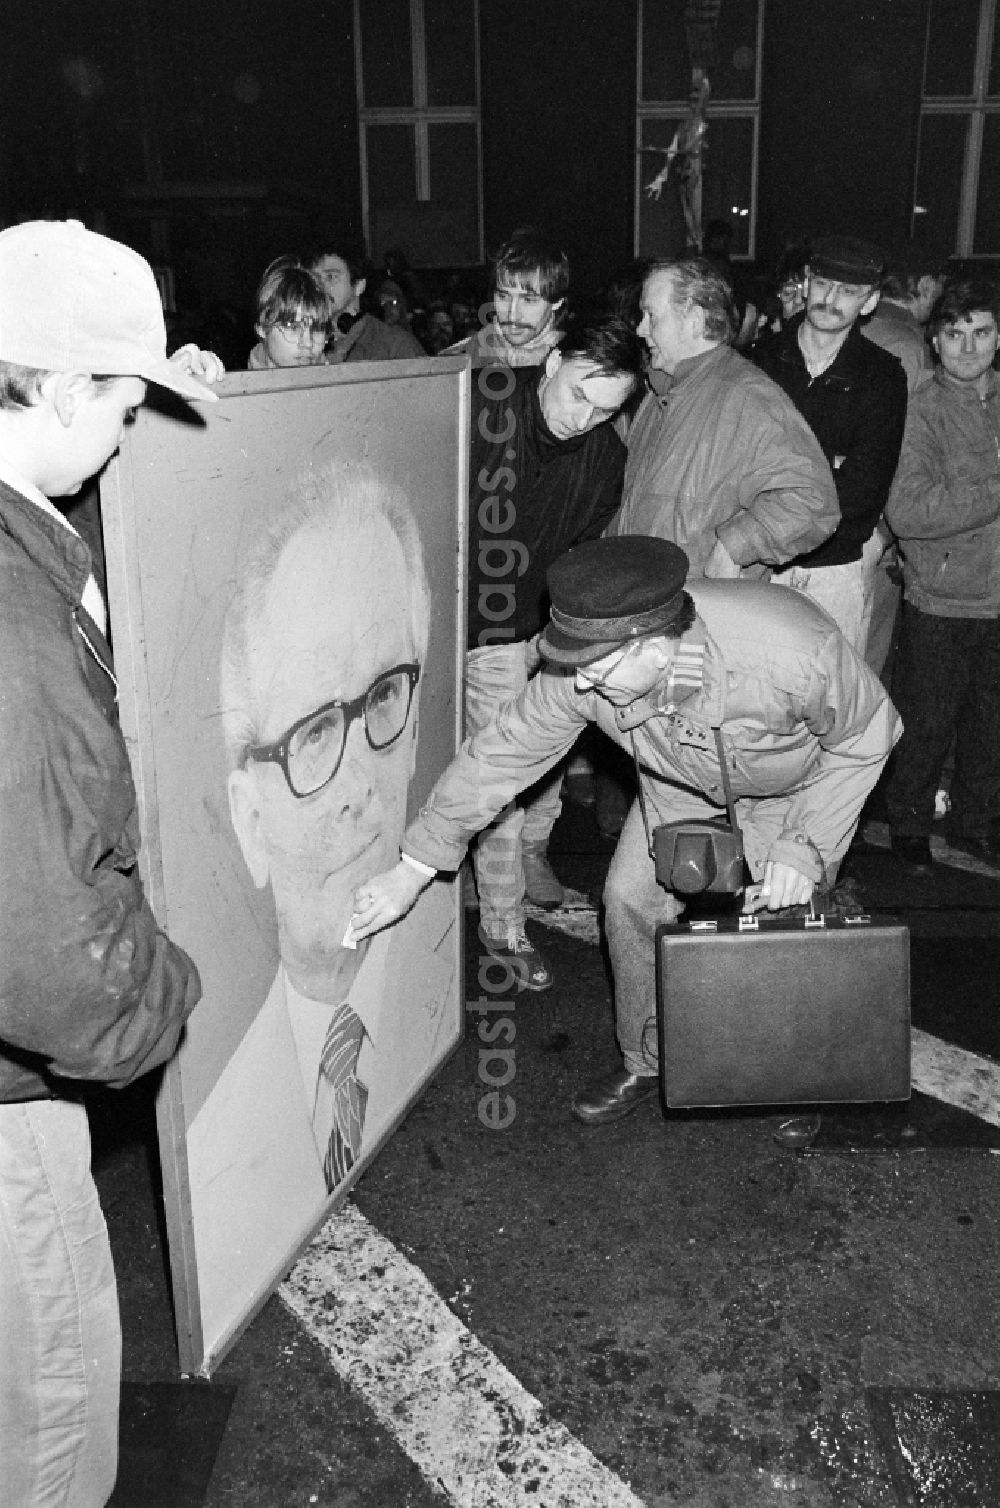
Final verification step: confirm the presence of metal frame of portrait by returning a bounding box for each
[100,355,469,1376]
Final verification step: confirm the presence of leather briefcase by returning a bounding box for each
[655,912,911,1109]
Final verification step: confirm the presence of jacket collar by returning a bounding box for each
[774,313,873,383]
[606,617,724,731]
[472,320,563,369]
[527,368,589,453]
[869,300,920,333]
[934,364,1000,402]
[646,340,731,401]
[0,477,93,614]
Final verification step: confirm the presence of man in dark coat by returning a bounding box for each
[466,316,642,981]
[751,235,908,652]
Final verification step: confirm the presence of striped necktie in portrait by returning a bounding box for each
[314,1002,368,1193]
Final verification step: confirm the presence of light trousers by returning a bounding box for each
[0,1099,120,1507]
[776,556,866,652]
[465,643,532,936]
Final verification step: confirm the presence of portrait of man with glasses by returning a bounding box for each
[186,460,457,1257]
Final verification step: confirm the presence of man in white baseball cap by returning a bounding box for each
[0,219,221,1506]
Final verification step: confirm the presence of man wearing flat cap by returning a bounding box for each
[751,235,908,654]
[353,537,900,1127]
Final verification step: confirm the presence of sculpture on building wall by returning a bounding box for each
[642,0,722,252]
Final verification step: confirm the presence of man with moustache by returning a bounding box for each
[187,464,456,1319]
[448,227,569,368]
[751,236,908,650]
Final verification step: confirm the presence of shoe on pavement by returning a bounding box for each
[597,813,626,841]
[565,769,597,807]
[890,834,934,873]
[522,843,565,909]
[948,831,1000,868]
[482,924,554,992]
[773,1113,822,1150]
[572,1067,659,1125]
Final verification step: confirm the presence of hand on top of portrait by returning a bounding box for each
[170,342,226,384]
[350,860,431,942]
[742,860,815,914]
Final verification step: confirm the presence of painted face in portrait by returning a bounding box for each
[228,515,421,999]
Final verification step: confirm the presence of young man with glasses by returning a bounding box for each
[247,255,332,369]
[186,464,455,1305]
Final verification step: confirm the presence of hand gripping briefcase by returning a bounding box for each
[655,910,911,1109]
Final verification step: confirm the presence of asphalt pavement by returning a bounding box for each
[94,794,1000,1507]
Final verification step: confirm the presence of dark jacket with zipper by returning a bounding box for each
[751,314,908,567]
[0,480,201,1103]
[468,368,625,649]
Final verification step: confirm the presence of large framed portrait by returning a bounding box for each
[101,356,468,1375]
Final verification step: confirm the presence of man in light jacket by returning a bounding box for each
[884,275,1000,872]
[610,257,840,581]
[352,537,900,1130]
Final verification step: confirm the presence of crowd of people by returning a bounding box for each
[239,241,479,368]
[236,216,1000,1087]
[3,205,1000,1506]
[354,227,1000,1118]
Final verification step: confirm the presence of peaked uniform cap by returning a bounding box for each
[539,536,690,666]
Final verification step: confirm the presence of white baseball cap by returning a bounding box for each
[0,219,217,402]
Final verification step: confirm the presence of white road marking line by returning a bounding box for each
[862,819,1000,878]
[527,898,600,945]
[281,1205,649,1508]
[911,1028,1000,1128]
[282,891,997,1508]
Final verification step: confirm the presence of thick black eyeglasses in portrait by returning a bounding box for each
[247,664,421,798]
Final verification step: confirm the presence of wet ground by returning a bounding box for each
[94,796,1000,1507]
